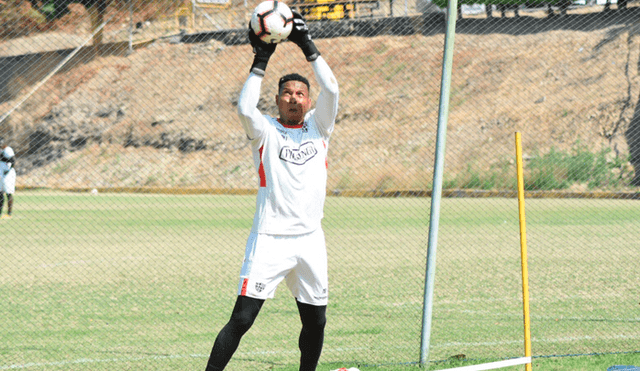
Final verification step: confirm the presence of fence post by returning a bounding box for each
[420,0,459,366]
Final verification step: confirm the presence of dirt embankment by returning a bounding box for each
[1,6,639,191]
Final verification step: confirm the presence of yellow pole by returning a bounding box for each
[515,132,533,371]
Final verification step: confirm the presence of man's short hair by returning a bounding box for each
[278,73,310,95]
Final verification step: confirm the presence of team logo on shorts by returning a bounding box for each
[255,282,266,293]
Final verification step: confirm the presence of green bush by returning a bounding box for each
[0,1,49,39]
[0,0,180,39]
[566,145,595,183]
[526,147,570,190]
[443,143,632,191]
[525,145,630,191]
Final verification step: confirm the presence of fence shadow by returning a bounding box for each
[180,6,640,44]
[444,6,640,35]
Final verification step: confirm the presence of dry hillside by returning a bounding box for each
[1,5,639,191]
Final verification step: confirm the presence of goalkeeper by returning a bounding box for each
[204,12,339,371]
[0,143,16,219]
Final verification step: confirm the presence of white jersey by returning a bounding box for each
[0,147,16,194]
[238,56,339,235]
[0,161,12,174]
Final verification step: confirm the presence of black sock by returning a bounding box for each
[297,301,327,371]
[205,296,264,371]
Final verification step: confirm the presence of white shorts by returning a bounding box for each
[237,228,328,306]
[1,168,15,194]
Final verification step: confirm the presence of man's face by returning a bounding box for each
[276,80,311,126]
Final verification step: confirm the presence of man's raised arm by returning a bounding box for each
[288,12,339,136]
[311,57,339,135]
[237,27,278,142]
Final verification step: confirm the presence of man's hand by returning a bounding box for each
[287,11,320,62]
[249,25,277,76]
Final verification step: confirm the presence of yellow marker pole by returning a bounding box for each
[515,132,533,371]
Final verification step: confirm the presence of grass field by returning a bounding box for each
[1,190,639,370]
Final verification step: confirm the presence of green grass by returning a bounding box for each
[0,190,639,371]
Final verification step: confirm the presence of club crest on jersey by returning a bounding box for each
[255,282,266,292]
[279,141,318,165]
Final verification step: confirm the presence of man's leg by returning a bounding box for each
[296,300,327,371]
[6,194,12,215]
[0,192,4,215]
[205,296,264,371]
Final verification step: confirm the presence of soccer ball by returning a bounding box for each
[250,1,294,44]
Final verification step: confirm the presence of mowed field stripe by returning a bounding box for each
[433,334,640,349]
[0,354,200,370]
[0,347,371,370]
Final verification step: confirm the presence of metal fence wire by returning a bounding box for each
[1,0,639,370]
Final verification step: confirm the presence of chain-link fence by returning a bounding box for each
[1,0,639,370]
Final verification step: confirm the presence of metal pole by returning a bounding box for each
[420,0,459,366]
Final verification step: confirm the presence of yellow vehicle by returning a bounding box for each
[291,0,380,21]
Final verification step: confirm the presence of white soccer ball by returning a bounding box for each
[250,1,294,44]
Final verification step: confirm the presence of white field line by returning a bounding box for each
[440,357,531,371]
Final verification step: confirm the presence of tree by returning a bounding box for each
[29,0,108,46]
[29,0,107,21]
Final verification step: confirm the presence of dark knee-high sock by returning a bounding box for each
[297,301,327,371]
[205,296,264,371]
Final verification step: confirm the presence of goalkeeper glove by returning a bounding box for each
[248,25,277,76]
[288,11,320,62]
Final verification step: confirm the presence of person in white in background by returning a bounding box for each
[204,11,339,371]
[0,143,16,219]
